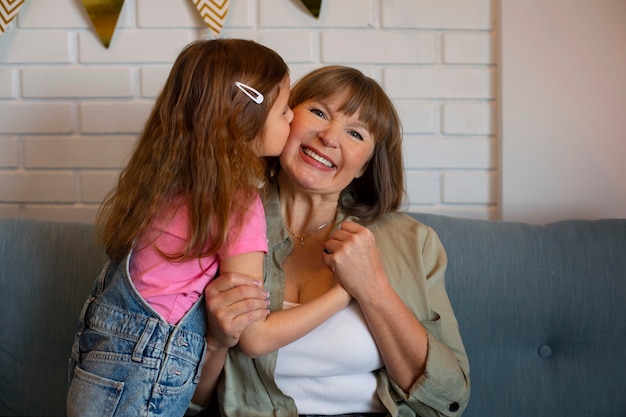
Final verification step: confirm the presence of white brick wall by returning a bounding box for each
[0,0,498,223]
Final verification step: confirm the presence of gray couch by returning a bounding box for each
[1,214,625,417]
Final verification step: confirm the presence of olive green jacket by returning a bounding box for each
[218,184,470,416]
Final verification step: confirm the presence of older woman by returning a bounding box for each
[196,66,470,417]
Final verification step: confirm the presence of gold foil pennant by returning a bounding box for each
[300,0,322,18]
[0,0,26,35]
[81,0,125,48]
[192,0,230,36]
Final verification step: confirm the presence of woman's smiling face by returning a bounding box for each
[278,96,376,198]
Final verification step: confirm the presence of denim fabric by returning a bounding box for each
[67,256,207,417]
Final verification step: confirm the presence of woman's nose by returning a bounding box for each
[318,120,342,147]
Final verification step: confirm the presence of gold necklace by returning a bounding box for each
[286,221,330,245]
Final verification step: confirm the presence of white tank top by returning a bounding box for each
[274,300,385,414]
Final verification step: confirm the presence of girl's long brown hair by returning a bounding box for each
[97,39,289,262]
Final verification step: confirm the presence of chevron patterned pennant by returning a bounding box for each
[0,0,25,35]
[192,0,230,36]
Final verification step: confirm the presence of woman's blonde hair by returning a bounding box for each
[285,65,405,223]
[97,39,289,262]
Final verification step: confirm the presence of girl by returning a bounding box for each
[67,38,300,417]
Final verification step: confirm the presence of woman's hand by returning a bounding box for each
[322,221,389,301]
[204,272,270,351]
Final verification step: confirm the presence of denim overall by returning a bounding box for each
[67,255,207,417]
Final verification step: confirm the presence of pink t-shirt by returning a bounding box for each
[130,194,268,324]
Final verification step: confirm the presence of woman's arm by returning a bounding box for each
[322,221,428,390]
[191,267,270,406]
[323,219,470,414]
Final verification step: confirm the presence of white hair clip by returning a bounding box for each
[235,81,264,104]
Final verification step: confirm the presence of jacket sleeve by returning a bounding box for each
[372,214,471,417]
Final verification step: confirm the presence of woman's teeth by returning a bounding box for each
[303,148,334,168]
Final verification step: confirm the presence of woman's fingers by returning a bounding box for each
[322,222,387,299]
[204,273,269,349]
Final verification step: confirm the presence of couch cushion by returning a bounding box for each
[411,213,626,417]
[0,219,106,417]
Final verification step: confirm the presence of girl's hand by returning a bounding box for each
[322,221,389,302]
[204,273,270,351]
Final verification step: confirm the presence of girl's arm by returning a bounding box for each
[238,281,351,358]
[220,252,351,358]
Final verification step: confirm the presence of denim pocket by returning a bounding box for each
[66,365,123,417]
[157,357,197,393]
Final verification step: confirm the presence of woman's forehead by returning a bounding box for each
[317,91,365,118]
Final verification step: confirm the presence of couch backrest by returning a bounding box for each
[0,218,107,416]
[411,213,626,417]
[1,215,625,416]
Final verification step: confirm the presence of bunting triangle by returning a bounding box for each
[300,0,322,19]
[192,0,230,36]
[0,0,26,35]
[81,0,125,48]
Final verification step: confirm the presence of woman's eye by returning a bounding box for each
[310,108,326,119]
[349,130,364,141]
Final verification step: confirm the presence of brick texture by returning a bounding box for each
[0,0,497,222]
